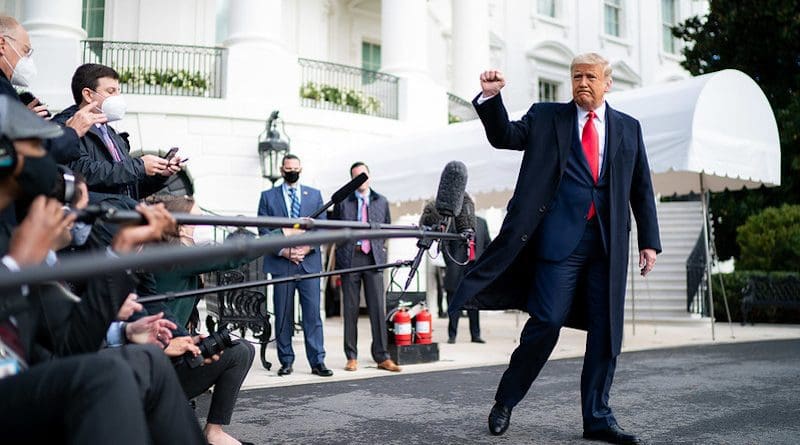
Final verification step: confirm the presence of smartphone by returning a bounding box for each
[164,147,179,161]
[18,91,51,118]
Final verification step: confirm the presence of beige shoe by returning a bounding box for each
[344,359,358,371]
[377,359,402,372]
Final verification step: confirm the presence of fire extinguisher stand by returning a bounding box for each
[386,291,440,365]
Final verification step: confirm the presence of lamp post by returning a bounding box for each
[257,110,290,184]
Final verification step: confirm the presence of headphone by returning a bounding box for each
[0,135,18,179]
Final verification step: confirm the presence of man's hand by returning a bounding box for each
[480,70,506,98]
[164,336,201,357]
[639,248,657,277]
[65,100,107,137]
[125,312,176,346]
[117,293,143,320]
[162,156,183,177]
[141,154,170,176]
[9,196,76,266]
[26,97,50,119]
[111,203,176,253]
[281,247,308,264]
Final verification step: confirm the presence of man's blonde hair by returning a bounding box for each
[570,53,612,79]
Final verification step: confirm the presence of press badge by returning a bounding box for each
[0,342,24,379]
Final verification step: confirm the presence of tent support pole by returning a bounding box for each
[700,176,716,340]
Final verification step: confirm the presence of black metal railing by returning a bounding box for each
[686,231,708,316]
[82,40,226,98]
[298,58,398,119]
[448,93,478,124]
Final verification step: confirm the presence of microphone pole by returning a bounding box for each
[138,259,413,304]
[0,228,464,291]
[75,205,416,231]
[309,172,368,218]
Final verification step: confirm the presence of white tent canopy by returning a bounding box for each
[316,69,780,201]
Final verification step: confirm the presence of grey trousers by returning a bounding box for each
[342,249,389,363]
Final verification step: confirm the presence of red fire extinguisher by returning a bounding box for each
[393,308,412,346]
[415,307,433,344]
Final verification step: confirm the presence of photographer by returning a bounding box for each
[0,96,152,444]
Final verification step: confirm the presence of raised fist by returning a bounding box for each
[480,70,506,98]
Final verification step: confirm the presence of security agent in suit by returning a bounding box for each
[332,162,400,373]
[444,210,491,344]
[257,154,332,377]
[448,54,660,444]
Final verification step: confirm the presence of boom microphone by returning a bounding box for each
[404,162,468,290]
[454,194,476,234]
[435,161,468,217]
[310,172,368,218]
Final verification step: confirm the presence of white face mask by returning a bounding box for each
[3,40,36,87]
[192,225,216,246]
[100,94,127,122]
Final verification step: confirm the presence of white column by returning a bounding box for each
[223,0,297,110]
[381,0,428,77]
[451,0,489,101]
[381,0,447,128]
[22,0,85,109]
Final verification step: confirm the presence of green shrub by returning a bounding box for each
[736,204,800,271]
[711,271,800,323]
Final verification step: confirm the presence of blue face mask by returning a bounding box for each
[70,221,93,246]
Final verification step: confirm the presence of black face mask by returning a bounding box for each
[283,170,300,184]
[15,153,58,216]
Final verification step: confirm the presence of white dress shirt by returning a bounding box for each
[576,101,607,175]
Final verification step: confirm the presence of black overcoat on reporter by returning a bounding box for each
[448,93,661,357]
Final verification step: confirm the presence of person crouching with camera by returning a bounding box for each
[134,196,256,445]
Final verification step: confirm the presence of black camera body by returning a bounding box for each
[182,328,237,368]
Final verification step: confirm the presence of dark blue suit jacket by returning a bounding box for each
[257,184,325,275]
[449,94,661,357]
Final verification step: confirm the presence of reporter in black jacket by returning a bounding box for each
[52,63,183,201]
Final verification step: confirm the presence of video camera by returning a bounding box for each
[181,328,238,368]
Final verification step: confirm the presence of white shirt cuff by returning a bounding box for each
[475,93,497,105]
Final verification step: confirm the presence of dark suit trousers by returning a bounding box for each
[272,264,326,367]
[0,352,149,444]
[342,249,389,363]
[495,222,618,432]
[101,345,206,444]
[446,291,481,340]
[174,340,255,425]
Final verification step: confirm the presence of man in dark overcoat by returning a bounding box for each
[448,53,661,444]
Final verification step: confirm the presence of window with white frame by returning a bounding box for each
[603,0,623,37]
[661,0,679,53]
[537,0,557,18]
[538,79,560,102]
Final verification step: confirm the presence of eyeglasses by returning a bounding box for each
[2,34,33,57]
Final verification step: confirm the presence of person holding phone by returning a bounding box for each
[52,63,184,201]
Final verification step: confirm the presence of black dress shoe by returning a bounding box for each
[488,402,512,436]
[277,365,293,376]
[447,337,456,344]
[311,363,334,377]
[471,337,486,344]
[583,424,643,444]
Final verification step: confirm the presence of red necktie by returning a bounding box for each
[360,198,371,254]
[581,110,599,220]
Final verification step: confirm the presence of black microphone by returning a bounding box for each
[404,162,468,290]
[454,194,476,234]
[309,172,368,218]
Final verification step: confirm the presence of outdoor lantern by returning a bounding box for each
[258,110,290,184]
